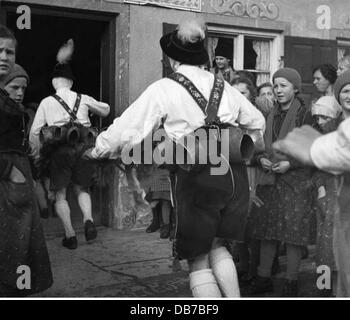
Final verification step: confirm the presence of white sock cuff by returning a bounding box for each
[209,246,232,266]
[189,268,222,297]
[189,269,216,288]
[55,199,69,206]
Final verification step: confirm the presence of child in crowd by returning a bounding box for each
[311,96,342,296]
[138,165,174,239]
[232,75,263,282]
[2,64,52,219]
[256,82,274,113]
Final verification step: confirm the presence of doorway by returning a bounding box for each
[2,6,116,234]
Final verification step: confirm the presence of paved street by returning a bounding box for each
[36,227,325,298]
[37,228,191,297]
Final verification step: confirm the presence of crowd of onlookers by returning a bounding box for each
[205,43,350,296]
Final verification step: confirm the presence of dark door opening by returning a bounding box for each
[7,12,105,112]
[5,10,112,235]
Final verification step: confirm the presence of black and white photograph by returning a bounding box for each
[1,0,350,303]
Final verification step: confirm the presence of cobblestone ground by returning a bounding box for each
[36,228,328,298]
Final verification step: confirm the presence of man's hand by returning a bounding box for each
[272,125,321,166]
[260,158,273,171]
[272,161,290,174]
[9,166,26,183]
[82,147,95,160]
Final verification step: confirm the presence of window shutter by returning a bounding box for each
[284,36,337,107]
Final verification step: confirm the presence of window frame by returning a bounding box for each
[337,38,350,61]
[207,25,284,82]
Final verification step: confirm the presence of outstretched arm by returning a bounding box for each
[82,95,110,118]
[272,118,350,174]
[90,83,164,160]
[310,117,350,173]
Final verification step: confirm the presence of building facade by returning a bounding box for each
[1,0,350,230]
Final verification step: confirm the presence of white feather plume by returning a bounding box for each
[177,19,206,45]
[56,39,74,64]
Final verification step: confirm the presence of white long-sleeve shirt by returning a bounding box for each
[311,117,350,174]
[29,87,110,158]
[91,65,265,159]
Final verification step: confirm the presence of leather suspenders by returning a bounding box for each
[167,72,225,125]
[51,93,82,122]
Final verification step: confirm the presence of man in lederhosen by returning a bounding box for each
[29,40,110,250]
[84,19,265,297]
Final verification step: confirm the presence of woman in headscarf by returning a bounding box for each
[248,68,314,297]
[0,25,52,296]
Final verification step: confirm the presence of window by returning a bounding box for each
[207,26,283,86]
[337,39,350,61]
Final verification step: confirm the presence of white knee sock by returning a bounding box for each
[189,269,222,297]
[77,191,93,223]
[55,199,75,238]
[209,246,240,297]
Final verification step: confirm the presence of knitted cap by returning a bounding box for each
[334,70,350,104]
[272,67,302,92]
[311,96,341,119]
[3,64,29,85]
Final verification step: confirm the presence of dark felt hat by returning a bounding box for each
[160,30,209,66]
[51,63,75,81]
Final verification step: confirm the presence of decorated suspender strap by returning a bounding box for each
[167,72,225,125]
[205,75,225,125]
[51,93,82,122]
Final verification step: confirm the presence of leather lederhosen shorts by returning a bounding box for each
[171,162,249,260]
[49,143,97,191]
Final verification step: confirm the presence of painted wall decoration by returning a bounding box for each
[122,0,202,11]
[210,0,279,20]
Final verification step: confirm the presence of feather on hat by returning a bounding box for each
[51,39,75,81]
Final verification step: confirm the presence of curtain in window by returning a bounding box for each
[207,37,219,69]
[338,47,346,61]
[253,40,270,86]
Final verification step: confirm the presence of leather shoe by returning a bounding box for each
[62,236,78,250]
[84,220,97,242]
[160,224,171,239]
